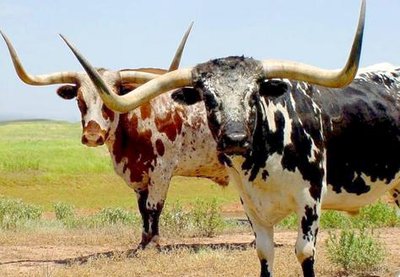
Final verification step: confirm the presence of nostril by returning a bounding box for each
[242,141,250,149]
[81,136,88,145]
[96,137,105,145]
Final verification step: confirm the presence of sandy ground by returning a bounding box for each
[0,228,399,276]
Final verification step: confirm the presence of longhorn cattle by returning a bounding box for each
[62,1,400,276]
[1,25,229,248]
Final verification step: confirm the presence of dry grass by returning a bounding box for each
[0,227,399,277]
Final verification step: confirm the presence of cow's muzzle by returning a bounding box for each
[81,120,106,147]
[81,132,105,147]
[218,132,250,155]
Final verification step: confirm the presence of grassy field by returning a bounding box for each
[0,121,240,211]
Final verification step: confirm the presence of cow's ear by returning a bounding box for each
[171,87,202,105]
[259,80,288,97]
[57,85,78,100]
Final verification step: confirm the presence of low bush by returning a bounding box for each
[353,201,399,228]
[326,227,385,274]
[320,211,352,229]
[161,201,191,234]
[161,198,226,237]
[0,198,42,230]
[88,207,138,227]
[54,202,75,221]
[190,198,225,237]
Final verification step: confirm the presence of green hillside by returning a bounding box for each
[0,121,239,211]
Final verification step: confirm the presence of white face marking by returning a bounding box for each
[275,103,293,147]
[265,100,278,133]
[78,72,118,132]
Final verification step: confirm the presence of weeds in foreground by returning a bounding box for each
[277,201,400,231]
[191,198,225,237]
[326,227,385,274]
[0,198,42,230]
[161,198,225,237]
[0,197,398,239]
[54,202,75,221]
[353,201,399,228]
[161,201,191,234]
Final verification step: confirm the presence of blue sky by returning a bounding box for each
[0,0,399,121]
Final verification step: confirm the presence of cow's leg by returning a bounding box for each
[143,173,172,247]
[135,187,166,249]
[252,221,275,277]
[295,200,321,277]
[136,189,156,248]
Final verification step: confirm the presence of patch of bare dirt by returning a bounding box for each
[0,228,399,276]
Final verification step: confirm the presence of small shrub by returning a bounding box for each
[190,198,225,237]
[353,201,399,228]
[88,207,138,227]
[161,201,191,234]
[320,211,352,229]
[0,198,42,230]
[326,227,385,274]
[54,202,75,221]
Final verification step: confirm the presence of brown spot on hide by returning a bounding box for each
[112,114,156,183]
[155,139,165,156]
[155,110,183,142]
[102,104,115,121]
[77,95,88,118]
[140,104,152,120]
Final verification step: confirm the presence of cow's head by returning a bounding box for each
[173,57,262,154]
[63,1,365,155]
[55,69,163,147]
[1,22,193,147]
[170,58,292,155]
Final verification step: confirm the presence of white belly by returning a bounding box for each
[323,173,400,212]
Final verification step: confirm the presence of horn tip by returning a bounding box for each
[59,34,67,42]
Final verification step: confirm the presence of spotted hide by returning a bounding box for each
[171,57,400,276]
[0,25,230,249]
[56,68,229,247]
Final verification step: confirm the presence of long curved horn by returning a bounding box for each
[0,31,78,85]
[261,0,365,88]
[119,70,161,83]
[60,34,193,113]
[168,22,194,71]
